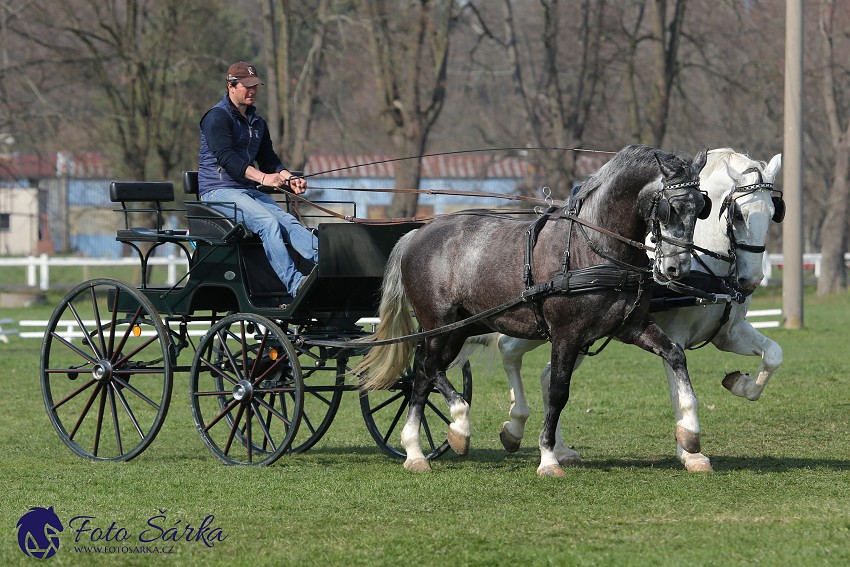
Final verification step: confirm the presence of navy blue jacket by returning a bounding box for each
[198,94,285,196]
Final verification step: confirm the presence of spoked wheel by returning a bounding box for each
[40,278,173,461]
[360,361,473,460]
[189,314,303,465]
[287,344,346,454]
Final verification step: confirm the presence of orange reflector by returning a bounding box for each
[133,325,142,337]
[269,349,279,361]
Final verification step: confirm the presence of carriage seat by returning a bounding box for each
[182,170,303,241]
[181,171,252,240]
[110,181,188,242]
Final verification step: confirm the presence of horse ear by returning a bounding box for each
[654,151,676,178]
[692,148,708,176]
[723,161,743,183]
[764,153,782,180]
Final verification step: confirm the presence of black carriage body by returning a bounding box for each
[110,178,421,327]
[40,176,466,466]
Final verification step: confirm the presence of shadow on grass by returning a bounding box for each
[288,445,850,474]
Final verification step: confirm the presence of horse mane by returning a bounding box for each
[573,144,665,219]
[703,148,766,182]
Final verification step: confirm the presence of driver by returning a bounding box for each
[197,61,317,300]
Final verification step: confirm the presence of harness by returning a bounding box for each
[306,175,702,351]
[522,205,649,342]
[652,166,785,349]
[520,176,702,347]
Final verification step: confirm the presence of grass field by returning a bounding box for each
[1,285,849,566]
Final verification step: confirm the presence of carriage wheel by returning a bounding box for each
[359,361,473,460]
[286,347,346,454]
[189,314,303,465]
[40,278,173,461]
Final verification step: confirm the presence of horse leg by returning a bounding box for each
[539,359,583,467]
[713,320,783,401]
[497,336,545,452]
[399,346,436,472]
[537,342,578,477]
[660,360,713,472]
[426,333,472,456]
[431,369,471,455]
[626,322,703,459]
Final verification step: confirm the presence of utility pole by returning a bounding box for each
[783,0,804,328]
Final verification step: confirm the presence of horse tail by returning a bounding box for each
[356,230,419,390]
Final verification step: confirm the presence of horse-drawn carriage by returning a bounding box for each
[39,145,784,475]
[39,172,470,466]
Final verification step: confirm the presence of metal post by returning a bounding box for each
[782,0,804,328]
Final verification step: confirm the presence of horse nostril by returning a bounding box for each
[666,265,679,276]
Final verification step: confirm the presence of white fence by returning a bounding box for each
[0,254,189,290]
[762,252,850,283]
[13,317,383,341]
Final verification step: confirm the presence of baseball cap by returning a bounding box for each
[226,61,263,87]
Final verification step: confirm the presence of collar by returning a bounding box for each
[221,93,256,121]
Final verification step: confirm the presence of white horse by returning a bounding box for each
[472,148,783,472]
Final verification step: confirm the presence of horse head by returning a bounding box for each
[643,148,709,284]
[697,149,782,293]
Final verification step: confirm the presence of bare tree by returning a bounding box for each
[815,0,850,294]
[358,0,455,218]
[262,0,331,171]
[461,0,607,197]
[10,0,246,180]
[616,0,687,147]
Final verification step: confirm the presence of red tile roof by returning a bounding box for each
[305,153,608,178]
[0,152,110,181]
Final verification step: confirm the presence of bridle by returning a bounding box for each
[688,166,785,301]
[647,178,710,282]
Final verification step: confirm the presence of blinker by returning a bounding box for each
[697,192,712,220]
[655,192,711,225]
[771,196,785,223]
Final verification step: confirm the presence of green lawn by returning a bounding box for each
[1,286,848,566]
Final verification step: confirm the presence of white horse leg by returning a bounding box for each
[540,362,582,466]
[401,411,430,472]
[430,368,471,456]
[497,336,544,452]
[663,361,712,472]
[713,320,783,401]
[446,397,471,455]
[631,322,702,458]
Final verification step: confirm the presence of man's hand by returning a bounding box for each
[265,171,307,194]
[285,174,308,195]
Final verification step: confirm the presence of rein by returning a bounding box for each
[299,146,617,180]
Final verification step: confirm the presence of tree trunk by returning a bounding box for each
[816,0,850,294]
[816,150,850,294]
[361,0,453,217]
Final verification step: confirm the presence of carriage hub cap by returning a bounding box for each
[92,361,113,382]
[232,380,254,402]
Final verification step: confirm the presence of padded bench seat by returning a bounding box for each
[111,181,187,243]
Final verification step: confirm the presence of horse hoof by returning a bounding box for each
[447,428,470,456]
[499,424,522,453]
[537,464,566,477]
[404,458,431,473]
[723,371,761,400]
[675,425,701,454]
[685,460,713,472]
[722,371,745,394]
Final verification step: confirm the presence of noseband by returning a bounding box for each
[648,179,706,274]
[690,166,783,301]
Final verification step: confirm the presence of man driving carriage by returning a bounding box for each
[198,60,318,299]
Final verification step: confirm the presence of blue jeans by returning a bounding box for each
[201,187,318,296]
